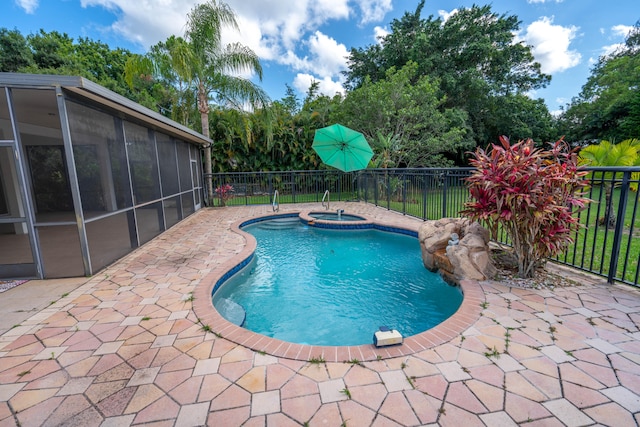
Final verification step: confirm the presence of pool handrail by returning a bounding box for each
[272,189,279,212]
[322,190,330,210]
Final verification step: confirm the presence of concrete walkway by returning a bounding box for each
[0,203,639,426]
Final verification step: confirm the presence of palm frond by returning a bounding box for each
[185,0,238,56]
[208,42,263,80]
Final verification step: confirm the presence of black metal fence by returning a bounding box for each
[207,167,640,287]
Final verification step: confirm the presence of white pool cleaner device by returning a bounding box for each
[373,326,403,347]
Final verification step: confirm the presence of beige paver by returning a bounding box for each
[318,378,348,403]
[0,203,638,426]
[543,398,594,426]
[175,402,209,427]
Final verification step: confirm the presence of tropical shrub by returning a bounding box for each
[578,139,640,229]
[214,184,234,206]
[462,136,590,278]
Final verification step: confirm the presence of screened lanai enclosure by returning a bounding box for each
[0,74,209,279]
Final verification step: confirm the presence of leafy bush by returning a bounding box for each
[462,136,590,278]
[214,184,234,206]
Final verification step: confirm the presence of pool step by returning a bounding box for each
[215,298,246,326]
[255,218,300,230]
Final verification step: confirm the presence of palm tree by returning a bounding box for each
[578,139,640,228]
[125,0,270,203]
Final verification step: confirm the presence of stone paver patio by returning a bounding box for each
[1,202,639,426]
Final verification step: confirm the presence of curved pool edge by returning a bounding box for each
[300,210,371,228]
[192,212,485,362]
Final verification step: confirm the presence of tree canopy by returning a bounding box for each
[344,2,551,145]
[334,62,473,167]
[557,21,640,144]
[2,2,637,174]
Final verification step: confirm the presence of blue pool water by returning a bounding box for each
[309,212,365,221]
[212,218,463,346]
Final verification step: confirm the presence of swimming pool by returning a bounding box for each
[212,216,463,346]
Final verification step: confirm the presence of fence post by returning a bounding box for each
[374,172,378,206]
[402,172,407,215]
[607,170,630,284]
[386,172,391,210]
[422,175,428,220]
[442,171,448,218]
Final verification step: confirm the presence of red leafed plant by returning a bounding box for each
[214,184,234,206]
[462,136,590,278]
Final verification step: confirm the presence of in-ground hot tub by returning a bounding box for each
[308,211,366,221]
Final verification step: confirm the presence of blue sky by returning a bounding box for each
[2,0,637,114]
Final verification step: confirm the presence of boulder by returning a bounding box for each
[418,218,469,270]
[419,218,496,282]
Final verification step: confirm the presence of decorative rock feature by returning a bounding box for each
[419,218,496,282]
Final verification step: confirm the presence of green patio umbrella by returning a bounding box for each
[312,124,374,172]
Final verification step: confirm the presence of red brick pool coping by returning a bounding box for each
[192,211,485,363]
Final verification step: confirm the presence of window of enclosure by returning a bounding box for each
[0,88,13,140]
[66,100,132,214]
[156,133,180,197]
[12,88,74,223]
[181,191,194,217]
[37,224,84,277]
[124,121,160,205]
[0,145,34,267]
[177,141,192,192]
[86,211,136,271]
[190,144,202,206]
[0,162,7,215]
[190,144,201,187]
[163,195,181,228]
[136,201,163,244]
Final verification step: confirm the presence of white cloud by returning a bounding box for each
[355,0,393,25]
[293,73,345,97]
[588,24,632,64]
[15,0,38,14]
[438,9,458,22]
[77,0,390,96]
[231,0,350,51]
[81,0,195,49]
[522,16,581,74]
[277,31,348,96]
[600,43,623,57]
[307,32,350,77]
[611,24,633,38]
[374,25,389,43]
[280,50,313,71]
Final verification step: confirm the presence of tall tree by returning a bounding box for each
[578,139,640,228]
[26,30,74,70]
[557,20,640,143]
[344,2,551,146]
[125,0,270,203]
[0,28,33,71]
[334,62,474,167]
